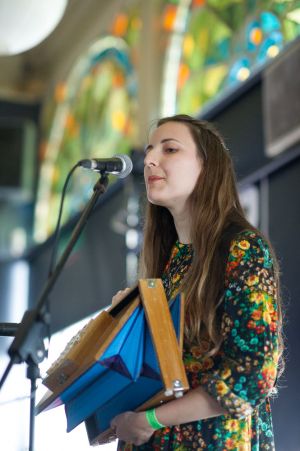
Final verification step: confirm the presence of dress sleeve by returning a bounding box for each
[199,232,280,419]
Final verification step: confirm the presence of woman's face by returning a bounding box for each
[144,121,203,214]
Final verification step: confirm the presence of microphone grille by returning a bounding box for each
[114,154,133,178]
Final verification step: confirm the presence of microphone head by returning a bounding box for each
[114,154,133,178]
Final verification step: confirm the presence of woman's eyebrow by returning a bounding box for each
[145,138,181,153]
[161,138,181,144]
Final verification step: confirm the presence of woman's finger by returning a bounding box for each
[112,287,131,306]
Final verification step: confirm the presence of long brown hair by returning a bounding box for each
[139,114,283,364]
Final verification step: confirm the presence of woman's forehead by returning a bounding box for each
[148,121,194,144]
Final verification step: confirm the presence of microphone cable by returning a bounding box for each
[44,161,81,349]
[47,162,81,278]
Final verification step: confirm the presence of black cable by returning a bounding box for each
[48,162,81,277]
[43,162,81,349]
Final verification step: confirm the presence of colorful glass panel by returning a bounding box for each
[162,0,300,115]
[34,13,140,242]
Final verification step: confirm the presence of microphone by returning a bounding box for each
[79,154,133,179]
[0,322,19,336]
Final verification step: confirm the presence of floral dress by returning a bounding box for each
[118,231,279,450]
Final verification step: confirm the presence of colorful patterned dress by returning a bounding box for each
[118,230,279,450]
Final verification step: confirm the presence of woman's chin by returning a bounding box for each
[148,197,169,208]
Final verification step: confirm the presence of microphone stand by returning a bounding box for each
[0,173,109,451]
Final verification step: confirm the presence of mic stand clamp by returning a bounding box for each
[0,173,109,451]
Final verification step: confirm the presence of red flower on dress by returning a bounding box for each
[255,325,265,334]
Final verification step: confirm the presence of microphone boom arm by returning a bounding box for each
[0,173,109,387]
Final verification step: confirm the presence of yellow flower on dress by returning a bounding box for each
[221,367,232,380]
[263,311,272,324]
[216,380,229,396]
[224,419,239,431]
[249,291,265,303]
[238,443,251,451]
[246,275,259,286]
[265,298,275,313]
[238,240,250,250]
[231,247,245,258]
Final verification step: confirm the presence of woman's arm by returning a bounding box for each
[111,386,227,446]
[197,233,280,418]
[112,232,280,445]
[153,385,227,425]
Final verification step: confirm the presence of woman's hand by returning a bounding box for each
[111,287,131,307]
[110,411,154,446]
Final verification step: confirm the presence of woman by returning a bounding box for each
[111,114,283,450]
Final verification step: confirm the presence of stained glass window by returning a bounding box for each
[161,0,300,115]
[34,13,140,242]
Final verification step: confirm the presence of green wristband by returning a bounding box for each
[145,408,165,430]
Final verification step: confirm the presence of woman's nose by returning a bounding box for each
[144,149,159,167]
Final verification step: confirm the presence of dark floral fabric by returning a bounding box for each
[118,231,279,450]
[162,240,193,301]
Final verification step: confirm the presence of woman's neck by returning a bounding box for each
[169,207,192,244]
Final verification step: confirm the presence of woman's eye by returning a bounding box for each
[164,147,177,153]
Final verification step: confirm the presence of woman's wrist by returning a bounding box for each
[145,408,166,430]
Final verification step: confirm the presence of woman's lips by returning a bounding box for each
[148,176,165,183]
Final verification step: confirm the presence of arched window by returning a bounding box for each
[34,35,139,242]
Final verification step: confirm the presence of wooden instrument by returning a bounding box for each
[36,279,189,445]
